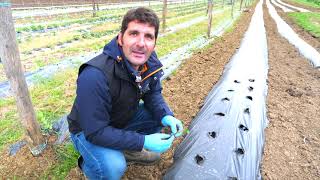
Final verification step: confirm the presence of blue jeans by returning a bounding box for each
[70,105,162,180]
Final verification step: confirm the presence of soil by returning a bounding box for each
[262,2,320,179]
[1,1,319,179]
[0,135,58,178]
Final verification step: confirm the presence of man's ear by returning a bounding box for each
[118,33,123,46]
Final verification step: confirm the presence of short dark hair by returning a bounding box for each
[121,7,160,39]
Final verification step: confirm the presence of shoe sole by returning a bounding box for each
[127,159,160,166]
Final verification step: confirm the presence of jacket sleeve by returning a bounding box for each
[75,66,144,151]
[143,70,174,122]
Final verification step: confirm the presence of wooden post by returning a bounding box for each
[0,1,46,156]
[245,0,249,8]
[162,0,167,33]
[240,0,243,10]
[207,0,213,38]
[92,0,96,17]
[231,0,235,18]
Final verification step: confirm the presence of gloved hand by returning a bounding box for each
[143,133,174,153]
[161,115,183,137]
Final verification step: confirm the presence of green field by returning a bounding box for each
[288,12,320,38]
[289,0,320,8]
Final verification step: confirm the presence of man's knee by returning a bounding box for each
[101,156,127,177]
[82,149,127,179]
[93,151,127,179]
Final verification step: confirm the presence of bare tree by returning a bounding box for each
[0,1,46,156]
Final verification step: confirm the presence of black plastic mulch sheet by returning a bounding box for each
[164,0,269,179]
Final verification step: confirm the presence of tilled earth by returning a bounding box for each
[262,2,320,180]
[1,1,320,179]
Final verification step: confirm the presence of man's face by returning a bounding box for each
[118,20,156,70]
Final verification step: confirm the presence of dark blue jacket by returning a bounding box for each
[67,37,173,151]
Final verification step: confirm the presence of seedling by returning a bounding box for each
[161,125,190,140]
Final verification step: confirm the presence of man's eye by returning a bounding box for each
[146,35,154,40]
[130,32,138,36]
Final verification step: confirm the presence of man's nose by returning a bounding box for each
[136,36,145,47]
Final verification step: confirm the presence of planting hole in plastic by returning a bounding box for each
[195,154,205,165]
[235,148,245,155]
[228,89,234,92]
[234,80,240,83]
[228,177,238,180]
[208,131,217,138]
[239,124,249,131]
[215,112,225,116]
[222,97,230,102]
[249,79,255,82]
[248,86,254,91]
[244,108,250,114]
[246,96,253,101]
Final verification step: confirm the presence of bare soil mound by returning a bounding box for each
[262,3,320,179]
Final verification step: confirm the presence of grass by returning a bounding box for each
[41,142,79,179]
[0,68,77,151]
[0,110,23,152]
[288,12,320,38]
[19,31,82,52]
[157,9,233,57]
[289,0,320,8]
[14,2,206,33]
[15,4,207,59]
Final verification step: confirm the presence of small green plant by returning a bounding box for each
[66,39,73,43]
[73,35,81,41]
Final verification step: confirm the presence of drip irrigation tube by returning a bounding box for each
[164,0,269,179]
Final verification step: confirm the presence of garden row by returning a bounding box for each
[0,2,229,82]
